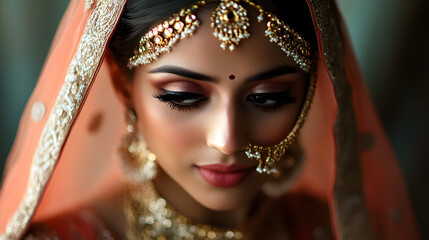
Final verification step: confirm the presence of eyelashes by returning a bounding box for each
[153,89,208,111]
[247,91,296,112]
[153,89,296,112]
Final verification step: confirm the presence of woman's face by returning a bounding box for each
[130,9,307,211]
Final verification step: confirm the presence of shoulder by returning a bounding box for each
[24,208,118,240]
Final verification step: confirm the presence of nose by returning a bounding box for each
[206,100,247,155]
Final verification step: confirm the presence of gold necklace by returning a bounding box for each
[124,182,273,240]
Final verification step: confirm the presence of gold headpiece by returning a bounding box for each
[127,0,313,72]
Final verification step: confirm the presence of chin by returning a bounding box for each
[198,191,253,211]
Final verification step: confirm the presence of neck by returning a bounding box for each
[123,169,287,239]
[153,168,257,228]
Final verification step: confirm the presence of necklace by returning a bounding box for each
[124,182,275,240]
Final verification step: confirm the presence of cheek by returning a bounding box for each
[250,82,306,145]
[250,107,300,145]
[132,82,203,166]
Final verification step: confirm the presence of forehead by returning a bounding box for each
[141,7,299,77]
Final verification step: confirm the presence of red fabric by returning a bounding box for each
[26,209,119,240]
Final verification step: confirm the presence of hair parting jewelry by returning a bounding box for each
[118,109,157,183]
[127,0,313,72]
[245,71,316,175]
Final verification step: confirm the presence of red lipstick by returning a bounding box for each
[196,164,255,188]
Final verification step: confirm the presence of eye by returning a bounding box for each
[153,89,208,112]
[247,91,296,112]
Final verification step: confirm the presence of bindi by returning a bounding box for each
[229,75,235,80]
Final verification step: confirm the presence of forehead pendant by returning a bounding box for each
[211,0,250,51]
[128,0,313,71]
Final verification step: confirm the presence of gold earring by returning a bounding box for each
[119,109,157,183]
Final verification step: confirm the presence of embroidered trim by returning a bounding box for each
[1,0,126,239]
[307,0,373,239]
[85,0,95,11]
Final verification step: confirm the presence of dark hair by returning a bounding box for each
[109,0,317,74]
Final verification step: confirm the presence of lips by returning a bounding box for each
[196,164,255,188]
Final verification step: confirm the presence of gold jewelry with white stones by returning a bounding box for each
[124,182,277,240]
[245,71,316,175]
[119,109,157,183]
[128,0,313,72]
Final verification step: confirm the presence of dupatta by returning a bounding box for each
[0,0,420,239]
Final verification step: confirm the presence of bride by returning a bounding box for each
[0,0,420,239]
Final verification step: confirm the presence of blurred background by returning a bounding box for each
[0,0,428,237]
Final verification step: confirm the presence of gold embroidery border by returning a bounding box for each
[307,0,374,239]
[1,0,126,239]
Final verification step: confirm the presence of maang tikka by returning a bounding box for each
[119,109,157,183]
[127,0,313,72]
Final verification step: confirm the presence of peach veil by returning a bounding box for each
[0,0,420,239]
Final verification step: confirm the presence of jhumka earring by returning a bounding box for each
[246,73,316,175]
[119,109,157,183]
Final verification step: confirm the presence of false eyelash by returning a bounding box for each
[153,89,296,113]
[247,90,297,112]
[153,89,207,112]
[164,101,202,111]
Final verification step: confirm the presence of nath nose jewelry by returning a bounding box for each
[245,72,316,175]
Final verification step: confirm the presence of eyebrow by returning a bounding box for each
[245,65,300,82]
[149,65,215,82]
[148,65,299,83]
